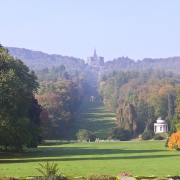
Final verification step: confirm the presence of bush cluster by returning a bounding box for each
[106,127,131,141]
[153,134,164,140]
[141,130,155,140]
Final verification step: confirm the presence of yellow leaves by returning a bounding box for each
[158,85,176,97]
[100,81,106,86]
[168,130,180,149]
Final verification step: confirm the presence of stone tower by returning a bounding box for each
[86,48,104,68]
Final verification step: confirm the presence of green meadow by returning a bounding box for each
[0,101,180,178]
[64,101,117,140]
[0,141,180,177]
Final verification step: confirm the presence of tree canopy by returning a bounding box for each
[0,46,41,151]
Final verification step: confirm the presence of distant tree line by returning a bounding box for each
[35,65,91,96]
[34,64,96,139]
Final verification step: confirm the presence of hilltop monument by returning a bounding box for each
[86,48,104,68]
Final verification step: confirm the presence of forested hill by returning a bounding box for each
[105,56,180,71]
[8,47,86,70]
[8,47,180,72]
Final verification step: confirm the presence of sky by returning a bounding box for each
[1,0,180,62]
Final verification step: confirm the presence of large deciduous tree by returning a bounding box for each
[0,46,41,151]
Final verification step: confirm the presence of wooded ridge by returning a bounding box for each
[8,47,180,72]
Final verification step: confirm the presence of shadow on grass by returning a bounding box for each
[0,146,173,164]
[0,153,179,164]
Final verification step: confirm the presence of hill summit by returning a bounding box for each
[8,47,85,70]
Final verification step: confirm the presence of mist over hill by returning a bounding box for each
[8,47,86,70]
[8,47,180,72]
[104,56,180,71]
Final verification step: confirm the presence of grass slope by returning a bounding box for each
[0,141,180,177]
[65,101,117,140]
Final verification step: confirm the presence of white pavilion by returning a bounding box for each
[154,116,168,133]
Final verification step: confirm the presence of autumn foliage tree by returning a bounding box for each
[168,131,180,150]
[36,81,82,138]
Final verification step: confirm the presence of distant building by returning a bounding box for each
[87,49,104,68]
[154,116,168,133]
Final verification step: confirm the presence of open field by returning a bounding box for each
[65,101,117,140]
[0,141,180,178]
[1,101,179,178]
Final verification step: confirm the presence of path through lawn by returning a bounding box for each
[65,101,117,140]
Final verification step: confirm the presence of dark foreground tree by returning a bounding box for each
[0,45,41,151]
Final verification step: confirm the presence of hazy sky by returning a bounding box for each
[1,0,180,61]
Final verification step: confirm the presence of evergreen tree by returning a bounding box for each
[168,93,175,121]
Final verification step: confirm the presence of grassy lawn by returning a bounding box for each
[1,101,179,178]
[65,101,117,140]
[0,141,180,178]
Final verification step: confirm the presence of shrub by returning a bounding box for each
[36,162,59,177]
[153,134,164,140]
[141,130,155,140]
[106,127,131,141]
[76,129,96,141]
[168,130,180,150]
[86,174,116,180]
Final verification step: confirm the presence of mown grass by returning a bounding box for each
[65,101,117,140]
[0,141,180,178]
[1,101,179,178]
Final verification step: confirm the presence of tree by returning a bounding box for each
[168,93,175,122]
[40,108,52,139]
[169,88,180,135]
[116,101,137,136]
[27,95,42,147]
[0,46,41,151]
[76,129,96,141]
[141,130,155,140]
[36,80,82,138]
[101,75,107,82]
[36,93,73,138]
[168,131,180,150]
[106,127,131,141]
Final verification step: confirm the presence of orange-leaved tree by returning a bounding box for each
[168,130,180,150]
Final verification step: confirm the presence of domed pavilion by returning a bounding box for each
[154,116,168,133]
